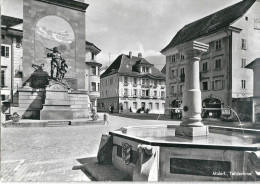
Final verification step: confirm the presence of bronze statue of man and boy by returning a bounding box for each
[46,47,68,81]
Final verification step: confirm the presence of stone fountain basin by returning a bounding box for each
[109,125,259,181]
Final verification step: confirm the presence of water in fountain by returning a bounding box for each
[228,106,245,135]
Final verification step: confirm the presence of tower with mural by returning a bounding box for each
[7,0,92,120]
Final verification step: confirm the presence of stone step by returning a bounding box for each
[47,122,69,127]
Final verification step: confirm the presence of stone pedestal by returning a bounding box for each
[175,41,209,137]
[40,81,73,120]
[175,126,209,137]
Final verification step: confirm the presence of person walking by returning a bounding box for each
[120,106,123,114]
[111,106,114,114]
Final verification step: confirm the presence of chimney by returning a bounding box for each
[138,53,142,58]
[129,51,132,59]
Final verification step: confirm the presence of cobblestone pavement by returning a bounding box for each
[1,114,178,182]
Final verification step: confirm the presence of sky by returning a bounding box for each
[1,0,241,70]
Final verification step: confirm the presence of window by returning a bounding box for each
[1,35,5,40]
[91,82,96,91]
[171,86,175,93]
[179,85,183,93]
[215,40,222,50]
[124,88,128,96]
[245,16,248,21]
[202,62,208,71]
[149,102,152,110]
[90,66,96,75]
[154,80,158,86]
[133,102,137,109]
[106,90,108,96]
[162,103,165,110]
[156,103,159,110]
[1,46,9,57]
[97,83,100,91]
[241,58,246,68]
[171,69,175,78]
[142,90,146,96]
[154,91,157,97]
[1,70,5,87]
[124,76,128,84]
[180,54,185,60]
[180,67,185,82]
[215,59,221,69]
[110,78,113,85]
[16,37,22,44]
[133,78,137,84]
[202,81,208,91]
[97,103,100,107]
[212,79,222,90]
[133,89,137,96]
[242,80,246,89]
[161,91,165,98]
[255,19,260,30]
[172,55,176,62]
[142,78,146,85]
[242,39,247,50]
[180,68,185,75]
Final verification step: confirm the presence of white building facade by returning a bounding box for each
[161,0,260,118]
[98,52,166,114]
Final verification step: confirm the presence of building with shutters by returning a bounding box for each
[98,52,166,114]
[161,0,260,118]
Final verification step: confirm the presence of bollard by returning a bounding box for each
[104,113,109,125]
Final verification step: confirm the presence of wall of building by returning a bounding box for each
[100,74,119,99]
[231,1,260,99]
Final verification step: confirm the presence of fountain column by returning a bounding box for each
[175,41,209,137]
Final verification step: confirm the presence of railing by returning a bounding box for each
[123,83,128,86]
[161,86,165,89]
[132,84,137,87]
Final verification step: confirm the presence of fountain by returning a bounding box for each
[82,42,260,181]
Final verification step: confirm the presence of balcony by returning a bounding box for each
[153,96,158,99]
[153,85,158,89]
[140,96,150,99]
[170,93,183,97]
[141,84,150,88]
[123,83,128,86]
[132,83,137,87]
[160,96,166,100]
[161,86,165,89]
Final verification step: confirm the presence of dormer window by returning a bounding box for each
[141,66,150,73]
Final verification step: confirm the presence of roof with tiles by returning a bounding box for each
[101,54,165,80]
[161,0,256,53]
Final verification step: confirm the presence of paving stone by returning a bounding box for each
[1,114,178,181]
